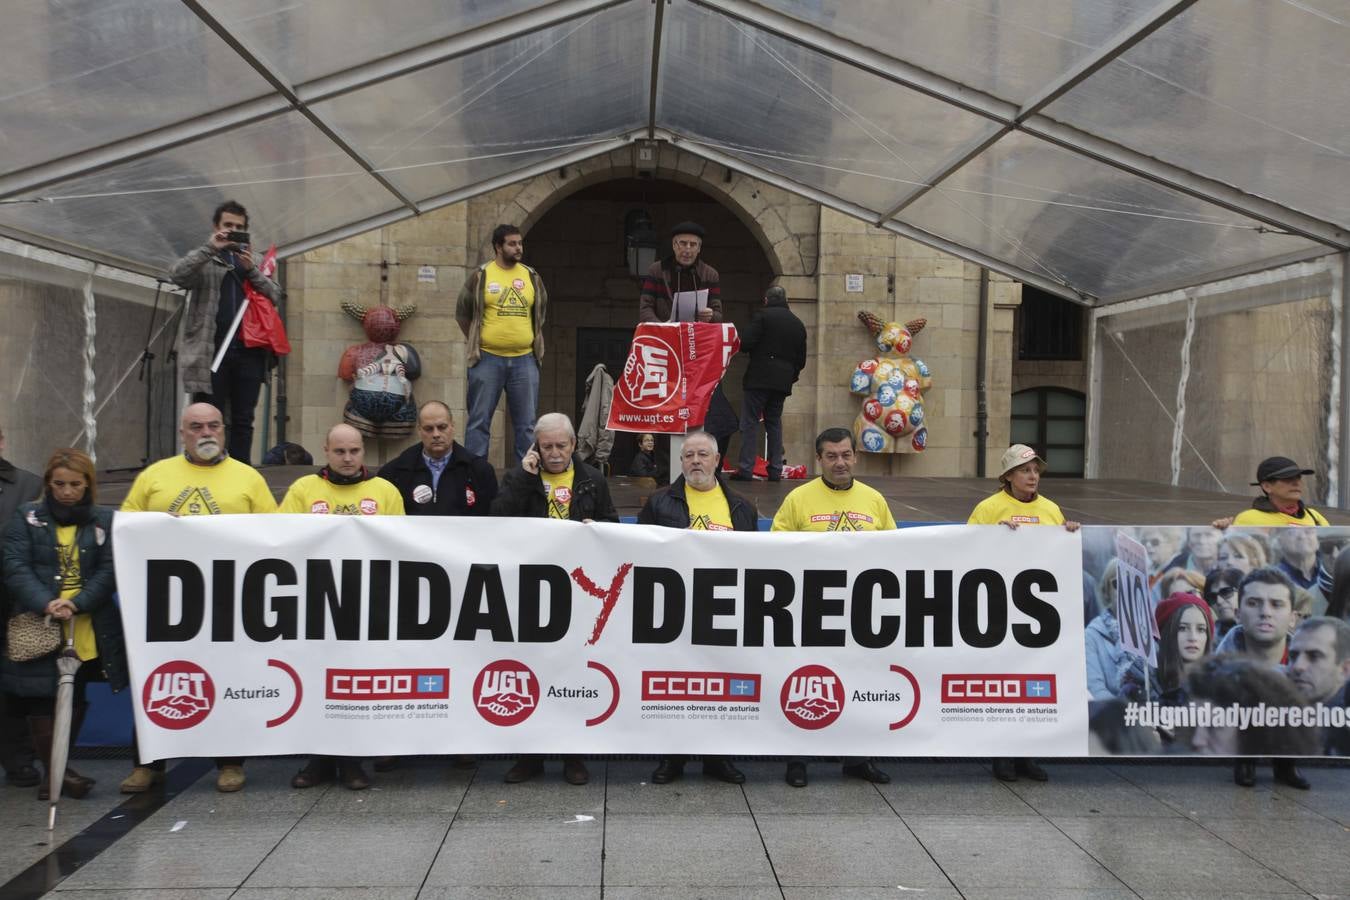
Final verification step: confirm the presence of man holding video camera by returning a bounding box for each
[169,200,281,465]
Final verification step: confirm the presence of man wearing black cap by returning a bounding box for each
[1217,457,1329,528]
[638,221,722,323]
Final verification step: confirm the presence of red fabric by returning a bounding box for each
[241,246,291,355]
[608,323,739,434]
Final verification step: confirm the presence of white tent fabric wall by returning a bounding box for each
[1088,257,1344,504]
[0,0,1344,298]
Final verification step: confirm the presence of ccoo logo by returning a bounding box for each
[473,659,539,726]
[780,664,844,730]
[143,660,214,730]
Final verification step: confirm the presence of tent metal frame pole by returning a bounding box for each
[692,0,1349,251]
[0,0,628,202]
[665,132,1088,304]
[275,136,634,259]
[647,0,668,138]
[180,0,421,214]
[1340,250,1350,508]
[876,0,1198,224]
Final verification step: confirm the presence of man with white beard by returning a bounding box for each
[638,430,756,785]
[118,402,276,793]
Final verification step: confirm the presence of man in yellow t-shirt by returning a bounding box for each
[967,444,1080,785]
[282,424,402,793]
[119,402,276,796]
[638,430,757,786]
[771,427,894,788]
[1219,457,1329,528]
[279,424,404,517]
[455,224,549,463]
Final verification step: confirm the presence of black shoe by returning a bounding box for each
[767,472,782,482]
[1016,758,1048,782]
[291,758,336,789]
[651,758,684,784]
[842,760,890,784]
[992,758,1018,782]
[785,761,807,787]
[339,761,371,791]
[1234,760,1257,787]
[729,472,755,482]
[504,758,545,783]
[451,755,477,770]
[563,758,589,785]
[372,756,399,773]
[4,764,41,788]
[703,759,746,784]
[1272,760,1310,790]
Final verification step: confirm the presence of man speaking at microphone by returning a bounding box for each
[169,200,281,465]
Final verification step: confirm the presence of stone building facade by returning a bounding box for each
[281,142,1024,476]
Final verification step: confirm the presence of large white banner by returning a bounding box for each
[112,514,1088,760]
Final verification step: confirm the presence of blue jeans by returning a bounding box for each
[466,351,538,462]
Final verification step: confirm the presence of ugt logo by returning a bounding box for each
[621,333,682,409]
[473,659,540,726]
[780,664,844,730]
[143,660,214,730]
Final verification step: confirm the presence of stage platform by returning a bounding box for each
[96,466,1350,526]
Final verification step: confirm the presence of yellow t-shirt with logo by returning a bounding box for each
[278,474,405,516]
[477,261,535,357]
[686,483,733,531]
[55,525,96,661]
[121,455,277,515]
[542,467,575,520]
[771,477,896,532]
[1233,507,1328,527]
[967,490,1065,526]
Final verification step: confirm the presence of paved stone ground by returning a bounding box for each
[2,757,1347,899]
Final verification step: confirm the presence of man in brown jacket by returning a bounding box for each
[638,221,723,323]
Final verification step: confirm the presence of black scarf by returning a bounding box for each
[321,465,369,486]
[46,490,94,526]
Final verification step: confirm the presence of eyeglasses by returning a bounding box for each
[1209,586,1238,599]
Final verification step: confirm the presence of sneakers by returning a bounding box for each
[119,766,165,794]
[216,764,246,793]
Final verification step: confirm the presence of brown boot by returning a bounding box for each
[28,715,92,801]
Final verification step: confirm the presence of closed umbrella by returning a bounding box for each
[47,623,80,834]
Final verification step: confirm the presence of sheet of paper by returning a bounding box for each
[670,289,708,322]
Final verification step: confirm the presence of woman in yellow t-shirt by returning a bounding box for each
[967,445,1080,785]
[1,449,123,801]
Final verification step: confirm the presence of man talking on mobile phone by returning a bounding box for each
[168,199,281,465]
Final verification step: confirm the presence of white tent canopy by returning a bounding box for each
[0,0,1345,303]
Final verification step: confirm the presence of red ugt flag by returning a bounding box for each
[607,323,739,434]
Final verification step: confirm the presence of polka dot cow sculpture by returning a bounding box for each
[849,310,933,453]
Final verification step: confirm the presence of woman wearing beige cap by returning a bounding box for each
[968,444,1080,782]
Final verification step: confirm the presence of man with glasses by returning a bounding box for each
[638,430,757,785]
[639,221,722,323]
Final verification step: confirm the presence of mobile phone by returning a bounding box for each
[225,230,251,247]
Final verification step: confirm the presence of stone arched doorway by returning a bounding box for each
[526,177,777,471]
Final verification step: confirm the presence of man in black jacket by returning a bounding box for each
[494,412,617,785]
[638,430,755,784]
[379,401,497,517]
[733,286,807,482]
[375,400,495,774]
